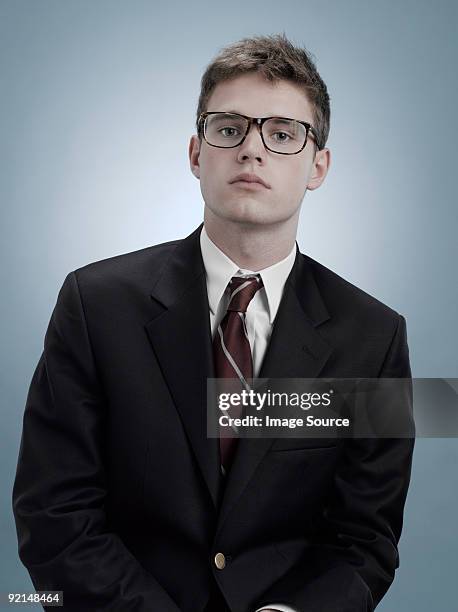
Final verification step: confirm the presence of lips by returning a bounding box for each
[229,173,270,189]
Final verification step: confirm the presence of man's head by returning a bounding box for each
[189,34,331,231]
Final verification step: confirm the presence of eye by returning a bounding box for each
[219,126,241,137]
[272,131,291,142]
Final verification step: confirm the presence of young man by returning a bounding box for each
[13,35,414,611]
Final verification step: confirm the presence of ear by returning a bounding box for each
[306,147,331,191]
[189,135,201,179]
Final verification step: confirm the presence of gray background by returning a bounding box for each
[1,0,457,610]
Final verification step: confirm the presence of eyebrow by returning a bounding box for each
[268,118,295,125]
[221,111,301,123]
[222,110,246,115]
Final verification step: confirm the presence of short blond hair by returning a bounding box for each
[196,33,330,150]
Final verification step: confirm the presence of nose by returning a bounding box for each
[236,122,265,164]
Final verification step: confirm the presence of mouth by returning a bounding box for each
[229,173,271,190]
[230,180,268,191]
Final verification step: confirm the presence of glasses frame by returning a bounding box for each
[198,111,320,155]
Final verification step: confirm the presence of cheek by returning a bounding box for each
[200,172,220,201]
[292,157,311,183]
[275,164,308,196]
[199,151,225,182]
[199,164,227,205]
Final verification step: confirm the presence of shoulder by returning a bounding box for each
[70,237,182,295]
[302,253,402,331]
[298,254,409,375]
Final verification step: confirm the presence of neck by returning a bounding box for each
[203,208,299,271]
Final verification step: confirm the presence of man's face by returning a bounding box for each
[189,72,330,227]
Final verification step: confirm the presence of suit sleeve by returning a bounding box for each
[255,314,415,612]
[12,272,181,612]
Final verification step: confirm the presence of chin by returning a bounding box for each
[220,199,278,226]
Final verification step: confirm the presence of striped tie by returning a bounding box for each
[213,275,264,474]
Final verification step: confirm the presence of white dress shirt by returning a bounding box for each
[200,225,296,375]
[200,225,299,612]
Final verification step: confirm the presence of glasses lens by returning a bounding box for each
[262,118,307,154]
[204,113,248,147]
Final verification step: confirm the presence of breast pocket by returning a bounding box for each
[269,438,340,452]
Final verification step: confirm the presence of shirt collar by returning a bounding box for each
[200,225,297,324]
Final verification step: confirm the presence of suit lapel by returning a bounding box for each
[216,248,334,532]
[144,225,334,525]
[144,224,222,509]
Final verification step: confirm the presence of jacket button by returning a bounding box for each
[214,552,226,570]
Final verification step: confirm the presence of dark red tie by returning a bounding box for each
[212,275,264,474]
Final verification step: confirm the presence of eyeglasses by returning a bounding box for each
[198,111,319,155]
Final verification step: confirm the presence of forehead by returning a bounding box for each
[206,72,314,123]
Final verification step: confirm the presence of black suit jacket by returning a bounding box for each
[13,223,414,612]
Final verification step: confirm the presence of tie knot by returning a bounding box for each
[226,275,263,313]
